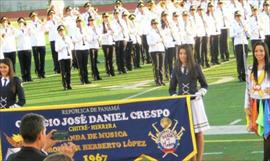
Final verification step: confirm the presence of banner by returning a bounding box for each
[0,96,196,161]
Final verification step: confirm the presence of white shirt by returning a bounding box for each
[0,27,16,53]
[72,27,89,50]
[55,35,73,60]
[129,20,141,45]
[180,19,195,45]
[16,27,32,51]
[99,22,114,45]
[147,27,165,53]
[171,19,182,45]
[160,25,175,48]
[244,68,270,108]
[207,13,221,35]
[87,25,100,49]
[29,19,46,47]
[260,11,270,35]
[248,15,265,40]
[231,19,249,45]
[195,13,209,37]
[1,77,10,87]
[215,6,231,29]
[63,15,77,38]
[45,18,59,41]
[111,18,128,41]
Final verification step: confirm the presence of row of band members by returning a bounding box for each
[0,1,269,88]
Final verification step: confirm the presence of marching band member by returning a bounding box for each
[147,19,165,86]
[111,9,128,74]
[82,2,99,23]
[28,12,46,79]
[169,44,209,161]
[244,41,270,161]
[207,2,221,65]
[171,12,182,56]
[231,11,249,82]
[196,6,210,68]
[72,16,91,84]
[180,11,195,49]
[55,25,73,90]
[46,9,60,74]
[122,11,133,71]
[190,5,201,64]
[87,16,102,81]
[100,12,115,77]
[216,0,230,62]
[160,11,176,80]
[114,0,128,16]
[239,0,252,21]
[249,6,265,48]
[129,14,142,69]
[16,17,32,82]
[0,17,17,72]
[0,58,25,109]
[261,1,270,51]
[63,6,78,70]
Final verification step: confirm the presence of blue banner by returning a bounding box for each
[0,96,196,161]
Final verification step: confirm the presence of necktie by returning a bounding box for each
[255,16,261,39]
[80,28,85,45]
[3,79,7,87]
[21,29,24,33]
[117,20,125,38]
[221,8,226,27]
[63,37,70,56]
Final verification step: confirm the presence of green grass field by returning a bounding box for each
[10,39,264,161]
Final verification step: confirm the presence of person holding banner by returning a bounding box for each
[244,41,270,161]
[169,44,209,161]
[6,113,77,161]
[0,58,25,109]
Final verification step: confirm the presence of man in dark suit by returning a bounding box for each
[6,113,76,161]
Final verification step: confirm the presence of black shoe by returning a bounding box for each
[97,76,102,80]
[118,71,122,75]
[206,64,210,68]
[155,82,161,86]
[67,86,72,90]
[85,80,91,84]
[111,73,115,76]
[160,82,166,86]
[122,70,127,74]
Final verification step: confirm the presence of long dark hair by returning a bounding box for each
[176,44,196,78]
[0,58,16,93]
[251,41,270,82]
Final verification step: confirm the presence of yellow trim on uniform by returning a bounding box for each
[0,95,190,112]
[134,154,158,161]
[183,96,197,161]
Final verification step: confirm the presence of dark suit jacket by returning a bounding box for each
[6,147,47,161]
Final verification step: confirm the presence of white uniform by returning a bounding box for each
[160,24,175,48]
[15,27,32,51]
[0,27,16,53]
[180,19,195,45]
[63,15,77,38]
[248,15,265,40]
[260,11,270,36]
[111,18,128,41]
[87,25,101,49]
[215,6,231,30]
[195,13,209,37]
[231,20,249,45]
[55,35,73,61]
[28,19,46,47]
[171,19,182,45]
[207,13,221,36]
[147,28,165,53]
[45,18,60,42]
[129,20,142,45]
[72,27,89,50]
[0,36,4,59]
[99,22,114,45]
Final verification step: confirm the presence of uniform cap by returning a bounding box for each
[161,11,168,17]
[65,6,72,12]
[29,11,37,18]
[17,17,25,23]
[57,25,65,31]
[76,16,83,22]
[84,2,91,7]
[102,12,109,18]
[234,10,241,16]
[47,9,55,16]
[182,11,189,16]
[0,16,7,23]
[151,18,159,24]
[129,14,136,20]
